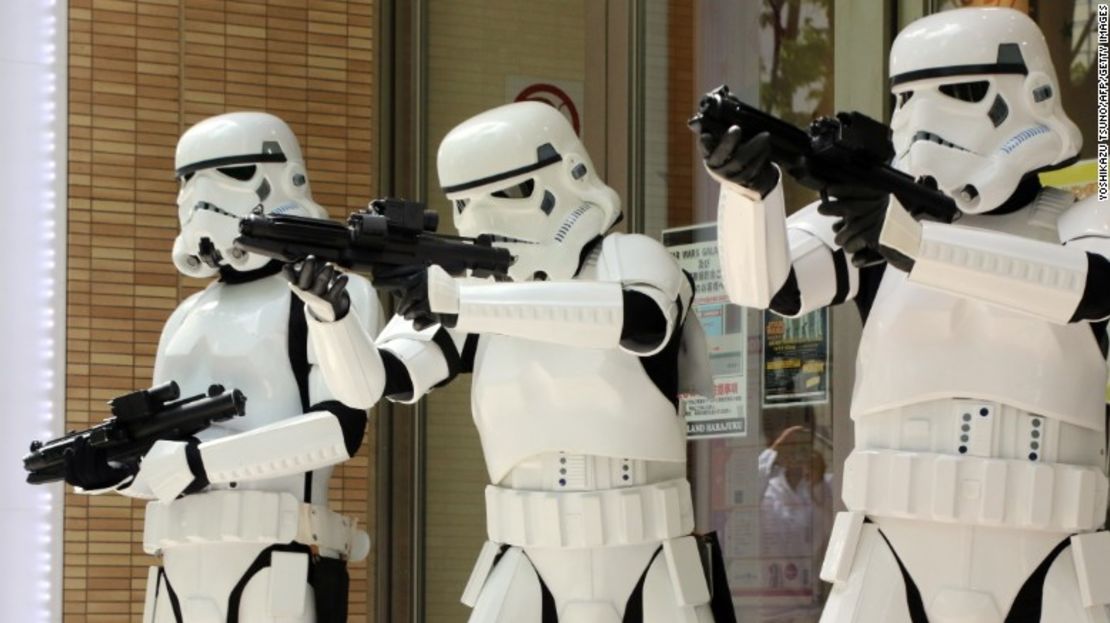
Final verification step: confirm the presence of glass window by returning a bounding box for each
[642,2,838,620]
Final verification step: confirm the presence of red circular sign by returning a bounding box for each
[784,563,798,581]
[514,83,581,135]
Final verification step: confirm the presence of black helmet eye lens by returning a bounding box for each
[938,80,990,103]
[898,91,914,107]
[491,178,535,200]
[217,165,258,181]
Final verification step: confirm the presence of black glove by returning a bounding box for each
[374,266,448,331]
[817,185,890,268]
[283,256,351,322]
[63,436,136,491]
[693,124,779,197]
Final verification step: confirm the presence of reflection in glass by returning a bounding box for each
[645,2,837,621]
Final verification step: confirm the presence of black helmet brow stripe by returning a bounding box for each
[175,152,287,178]
[891,42,1027,87]
[441,143,562,194]
[891,62,1027,86]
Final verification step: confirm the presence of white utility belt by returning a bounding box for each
[843,449,1109,532]
[485,477,695,549]
[143,490,369,561]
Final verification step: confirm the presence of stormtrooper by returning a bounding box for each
[698,7,1110,622]
[64,112,380,622]
[288,101,728,622]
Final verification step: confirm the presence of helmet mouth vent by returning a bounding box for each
[194,201,241,219]
[486,234,537,245]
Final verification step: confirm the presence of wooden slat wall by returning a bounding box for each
[65,1,376,621]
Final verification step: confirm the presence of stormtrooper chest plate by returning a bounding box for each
[468,333,688,485]
[154,275,304,436]
[853,201,1107,429]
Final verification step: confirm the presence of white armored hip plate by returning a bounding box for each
[853,271,1107,430]
[156,276,304,433]
[471,335,688,484]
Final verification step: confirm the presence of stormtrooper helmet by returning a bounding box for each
[172,112,328,278]
[437,102,621,282]
[889,7,1081,214]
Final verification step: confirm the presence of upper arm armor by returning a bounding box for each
[596,233,688,355]
[788,201,841,250]
[306,274,381,454]
[1060,194,1110,257]
[1059,194,1110,245]
[1059,195,1110,322]
[786,204,858,316]
[770,203,858,317]
[377,316,464,403]
[307,274,383,408]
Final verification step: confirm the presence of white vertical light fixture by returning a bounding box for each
[0,0,66,620]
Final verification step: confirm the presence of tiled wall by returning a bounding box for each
[65,1,375,620]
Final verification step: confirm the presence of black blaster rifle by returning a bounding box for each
[236,198,515,281]
[24,382,246,485]
[690,85,958,223]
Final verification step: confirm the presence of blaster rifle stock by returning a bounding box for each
[24,382,246,485]
[691,85,958,223]
[235,198,514,281]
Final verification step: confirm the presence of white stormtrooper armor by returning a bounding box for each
[299,102,725,622]
[75,113,380,622]
[710,8,1110,623]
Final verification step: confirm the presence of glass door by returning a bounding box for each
[638,2,848,621]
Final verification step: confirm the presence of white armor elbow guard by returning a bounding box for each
[781,230,838,316]
[595,233,688,355]
[775,203,859,317]
[377,317,458,404]
[305,311,386,409]
[717,174,791,308]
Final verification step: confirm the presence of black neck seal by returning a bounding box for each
[984,173,1043,216]
[218,259,285,284]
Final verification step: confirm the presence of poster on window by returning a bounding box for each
[762,308,829,407]
[662,223,748,439]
